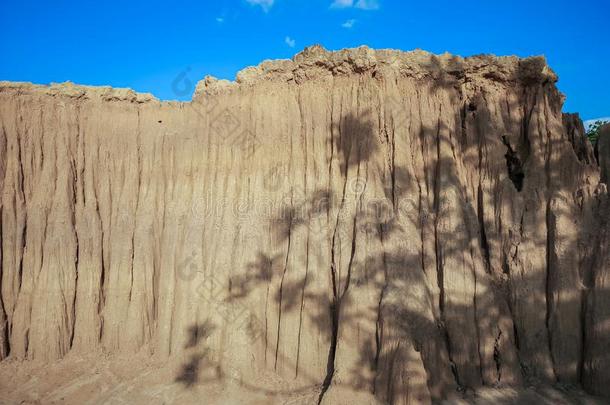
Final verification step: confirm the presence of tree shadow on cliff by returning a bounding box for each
[176,351,210,388]
[227,252,277,301]
[184,320,215,349]
[222,103,609,403]
[332,110,379,177]
[342,113,606,402]
[175,320,217,388]
[228,114,498,401]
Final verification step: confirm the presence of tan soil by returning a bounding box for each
[0,46,608,404]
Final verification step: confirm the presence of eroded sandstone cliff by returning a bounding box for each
[0,45,608,403]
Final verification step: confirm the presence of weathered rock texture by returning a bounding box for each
[0,45,608,403]
[597,123,610,184]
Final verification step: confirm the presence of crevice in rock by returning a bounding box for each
[433,118,443,315]
[460,103,469,147]
[373,220,389,394]
[94,187,105,342]
[69,133,79,350]
[543,95,558,381]
[501,253,510,275]
[477,184,491,273]
[373,286,385,393]
[382,119,396,207]
[319,182,361,403]
[0,211,9,358]
[16,136,26,293]
[317,156,345,402]
[442,324,461,388]
[493,330,502,382]
[520,90,533,166]
[129,109,143,305]
[0,307,7,358]
[502,136,525,192]
[544,237,556,377]
[473,257,485,383]
[319,120,364,402]
[295,231,310,378]
[432,113,461,389]
[274,215,292,371]
[318,297,339,405]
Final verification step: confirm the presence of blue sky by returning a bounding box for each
[1,0,608,119]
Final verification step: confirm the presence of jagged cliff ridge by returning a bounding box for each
[0,45,608,403]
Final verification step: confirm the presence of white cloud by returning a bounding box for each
[584,117,610,131]
[285,36,296,48]
[342,19,356,28]
[331,0,379,10]
[246,0,275,12]
[216,17,225,23]
[355,0,379,9]
[331,0,353,7]
[357,0,379,9]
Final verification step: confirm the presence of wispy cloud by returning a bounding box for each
[584,117,610,131]
[216,17,225,23]
[285,36,296,48]
[331,0,379,10]
[331,0,353,8]
[246,0,275,12]
[342,19,357,28]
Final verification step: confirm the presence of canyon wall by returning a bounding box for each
[0,46,608,403]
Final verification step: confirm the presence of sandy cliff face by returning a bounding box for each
[0,45,608,403]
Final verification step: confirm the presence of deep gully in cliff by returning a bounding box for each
[542,91,559,381]
[318,113,363,403]
[432,109,461,388]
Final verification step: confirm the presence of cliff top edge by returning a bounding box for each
[0,45,557,103]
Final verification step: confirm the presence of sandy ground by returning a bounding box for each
[0,352,320,405]
[0,353,607,405]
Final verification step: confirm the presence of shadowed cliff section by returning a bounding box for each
[597,124,610,184]
[0,46,609,403]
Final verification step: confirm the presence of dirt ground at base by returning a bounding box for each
[0,353,607,405]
